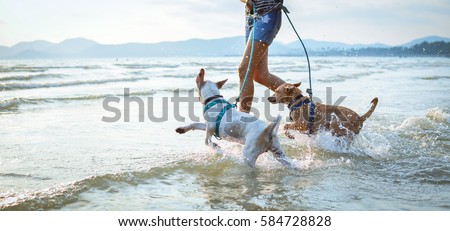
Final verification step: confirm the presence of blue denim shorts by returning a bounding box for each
[245,10,282,45]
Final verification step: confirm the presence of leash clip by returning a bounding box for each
[281,6,290,13]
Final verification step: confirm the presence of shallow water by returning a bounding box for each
[0,57,449,210]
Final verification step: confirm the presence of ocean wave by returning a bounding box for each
[0,65,101,73]
[0,173,51,181]
[421,76,450,81]
[0,169,156,210]
[114,63,179,69]
[157,83,237,93]
[413,165,450,185]
[0,91,155,110]
[0,161,209,210]
[0,98,45,110]
[0,152,301,211]
[0,150,354,211]
[205,66,236,72]
[317,71,383,83]
[159,74,196,79]
[270,66,309,73]
[183,61,237,67]
[220,82,238,90]
[42,65,102,70]
[0,98,21,110]
[0,77,148,91]
[393,108,449,157]
[397,108,449,131]
[0,176,99,211]
[0,66,48,73]
[0,73,65,81]
[426,107,449,124]
[125,70,148,76]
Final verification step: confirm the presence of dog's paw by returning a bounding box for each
[175,127,186,134]
[209,142,223,155]
[285,130,295,139]
[211,142,221,149]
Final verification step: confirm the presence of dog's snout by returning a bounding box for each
[268,96,277,103]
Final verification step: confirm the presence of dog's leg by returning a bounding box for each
[284,124,309,139]
[205,130,223,155]
[284,125,294,139]
[285,130,295,139]
[272,148,295,169]
[271,137,296,169]
[243,144,257,168]
[175,123,206,134]
[283,124,295,139]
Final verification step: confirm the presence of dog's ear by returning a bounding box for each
[216,79,228,89]
[293,82,301,88]
[196,68,205,85]
[284,85,295,93]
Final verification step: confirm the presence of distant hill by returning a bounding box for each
[402,36,450,48]
[4,40,54,58]
[287,39,390,51]
[0,36,449,59]
[46,38,98,55]
[11,40,54,52]
[0,45,8,55]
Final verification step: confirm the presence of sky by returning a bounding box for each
[0,0,449,47]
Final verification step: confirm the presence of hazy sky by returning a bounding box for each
[1,0,449,46]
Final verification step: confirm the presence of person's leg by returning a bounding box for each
[238,10,283,113]
[253,50,285,91]
[238,41,269,113]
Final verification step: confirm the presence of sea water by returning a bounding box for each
[0,56,449,210]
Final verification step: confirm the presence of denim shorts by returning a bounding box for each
[245,10,282,45]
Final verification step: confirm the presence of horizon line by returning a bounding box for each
[2,34,450,48]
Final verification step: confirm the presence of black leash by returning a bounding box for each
[281,6,313,100]
[282,5,316,135]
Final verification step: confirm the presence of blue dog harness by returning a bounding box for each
[203,96,235,140]
[288,94,316,135]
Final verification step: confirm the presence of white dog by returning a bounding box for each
[176,69,293,168]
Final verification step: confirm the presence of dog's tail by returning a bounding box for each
[258,115,282,146]
[358,97,378,123]
[266,115,282,137]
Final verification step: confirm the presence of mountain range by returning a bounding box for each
[0,36,449,59]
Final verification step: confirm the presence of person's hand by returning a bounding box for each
[245,0,253,10]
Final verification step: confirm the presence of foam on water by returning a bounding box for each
[0,76,149,91]
[0,73,66,81]
[113,63,180,69]
[0,153,336,211]
[283,127,391,159]
[313,131,391,158]
[0,90,155,111]
[394,107,449,139]
[426,107,449,124]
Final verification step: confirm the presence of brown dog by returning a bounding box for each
[268,82,378,138]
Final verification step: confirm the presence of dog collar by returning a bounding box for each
[287,94,305,109]
[289,98,311,112]
[288,95,316,135]
[203,98,228,114]
[203,95,223,105]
